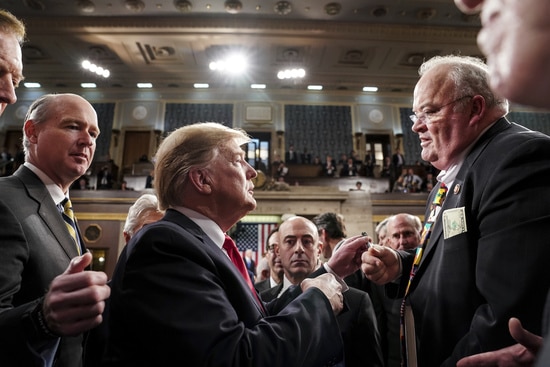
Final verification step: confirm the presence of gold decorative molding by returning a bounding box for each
[77,213,128,221]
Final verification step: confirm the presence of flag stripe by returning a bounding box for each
[235,222,278,266]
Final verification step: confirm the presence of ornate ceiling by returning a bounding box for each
[3,0,482,95]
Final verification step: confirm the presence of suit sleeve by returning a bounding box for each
[445,135,550,364]
[106,226,343,367]
[0,200,60,364]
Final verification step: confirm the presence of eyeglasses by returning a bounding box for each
[410,95,473,124]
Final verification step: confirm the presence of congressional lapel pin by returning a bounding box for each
[453,183,461,195]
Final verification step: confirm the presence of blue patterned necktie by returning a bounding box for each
[60,197,82,255]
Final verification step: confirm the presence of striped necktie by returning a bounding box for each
[60,197,82,255]
[400,182,448,367]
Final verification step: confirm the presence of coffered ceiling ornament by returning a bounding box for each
[224,0,243,14]
[124,0,145,12]
[274,1,292,15]
[76,0,95,13]
[174,0,192,13]
[325,3,342,16]
[6,0,482,96]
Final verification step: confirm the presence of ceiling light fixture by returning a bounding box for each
[81,60,110,78]
[23,82,41,88]
[137,83,153,88]
[209,53,248,74]
[307,85,323,90]
[193,83,209,88]
[277,68,305,80]
[362,86,378,92]
[250,84,266,89]
[81,83,97,88]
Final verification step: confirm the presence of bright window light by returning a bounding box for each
[250,84,266,89]
[81,83,97,88]
[363,86,379,92]
[23,82,41,88]
[307,85,323,90]
[193,83,209,89]
[137,83,153,88]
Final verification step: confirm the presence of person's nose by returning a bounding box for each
[0,75,18,106]
[294,241,306,253]
[411,116,426,133]
[79,130,95,146]
[245,161,257,179]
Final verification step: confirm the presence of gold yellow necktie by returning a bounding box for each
[61,198,82,255]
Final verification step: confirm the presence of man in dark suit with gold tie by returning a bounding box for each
[361,55,550,366]
[0,93,111,366]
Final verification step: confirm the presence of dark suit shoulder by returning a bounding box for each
[255,279,271,293]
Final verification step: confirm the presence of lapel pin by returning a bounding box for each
[453,184,461,195]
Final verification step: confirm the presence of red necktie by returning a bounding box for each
[223,235,264,310]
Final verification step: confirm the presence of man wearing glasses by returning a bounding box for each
[361,55,550,367]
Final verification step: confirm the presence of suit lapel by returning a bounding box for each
[419,179,463,269]
[163,209,266,315]
[416,118,511,272]
[15,166,80,259]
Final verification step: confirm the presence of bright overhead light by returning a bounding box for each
[250,84,266,89]
[81,59,110,78]
[277,68,306,80]
[209,53,248,74]
[363,86,379,92]
[307,85,323,90]
[81,83,97,88]
[137,83,153,88]
[193,83,209,89]
[23,82,41,88]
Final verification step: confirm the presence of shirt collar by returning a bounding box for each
[171,206,225,249]
[437,120,498,187]
[24,162,66,205]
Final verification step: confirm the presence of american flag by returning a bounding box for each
[235,222,278,265]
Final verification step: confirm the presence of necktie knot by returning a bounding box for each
[223,234,264,311]
[62,198,75,220]
[60,197,81,255]
[223,235,237,252]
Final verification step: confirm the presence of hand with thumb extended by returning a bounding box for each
[64,251,93,274]
[42,252,110,336]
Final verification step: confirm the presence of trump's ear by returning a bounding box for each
[188,168,213,194]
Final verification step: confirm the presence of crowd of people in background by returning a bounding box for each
[271,145,437,194]
[3,0,550,363]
